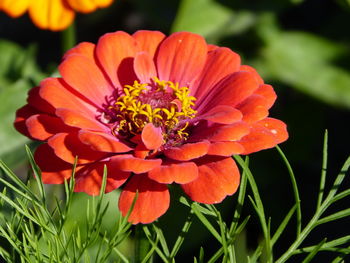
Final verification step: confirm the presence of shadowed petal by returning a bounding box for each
[109,155,161,174]
[164,141,210,161]
[26,114,75,140]
[59,54,114,107]
[237,94,269,124]
[74,161,130,196]
[196,105,242,124]
[157,32,207,87]
[96,31,138,88]
[34,144,73,184]
[133,30,166,58]
[134,51,157,84]
[255,84,277,109]
[119,174,170,224]
[192,47,240,98]
[148,161,198,184]
[48,132,108,164]
[190,122,250,142]
[56,108,107,132]
[141,123,163,150]
[78,130,132,153]
[196,71,259,112]
[14,105,40,139]
[181,157,240,203]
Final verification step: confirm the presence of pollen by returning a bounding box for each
[112,77,197,145]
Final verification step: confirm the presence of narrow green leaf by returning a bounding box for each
[301,238,327,263]
[317,208,350,225]
[271,204,298,245]
[317,130,328,209]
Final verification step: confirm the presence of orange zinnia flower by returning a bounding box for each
[15,31,288,224]
[0,0,114,31]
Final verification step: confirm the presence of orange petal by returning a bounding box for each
[28,0,75,31]
[63,42,95,60]
[133,30,166,58]
[48,132,108,164]
[157,32,207,88]
[67,0,113,13]
[240,65,264,85]
[197,105,242,124]
[237,94,269,124]
[58,54,114,107]
[208,141,245,156]
[181,157,240,203]
[74,161,130,196]
[1,0,29,17]
[239,118,288,154]
[190,122,250,142]
[26,114,74,140]
[133,51,157,84]
[118,174,170,224]
[109,155,161,174]
[197,71,259,112]
[27,86,55,114]
[96,31,138,88]
[255,84,277,109]
[56,108,107,132]
[148,161,198,184]
[14,105,40,139]
[193,47,241,98]
[141,123,163,150]
[34,144,73,184]
[39,78,97,116]
[78,130,132,153]
[164,141,210,161]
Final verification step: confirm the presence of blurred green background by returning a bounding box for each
[1,0,350,262]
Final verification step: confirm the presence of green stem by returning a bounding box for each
[61,22,76,52]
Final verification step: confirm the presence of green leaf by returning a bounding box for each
[171,0,255,42]
[254,30,350,108]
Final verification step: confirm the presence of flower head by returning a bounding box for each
[15,30,288,224]
[0,0,114,31]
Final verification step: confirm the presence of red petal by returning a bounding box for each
[255,84,277,109]
[133,30,166,58]
[96,31,138,88]
[27,86,55,114]
[63,42,95,60]
[237,94,269,124]
[192,47,241,98]
[239,118,288,154]
[39,78,97,116]
[164,141,210,161]
[148,161,198,184]
[58,54,113,107]
[141,123,163,150]
[240,65,264,85]
[14,105,39,139]
[157,32,207,87]
[118,174,170,224]
[208,141,245,156]
[74,161,130,196]
[181,157,240,203]
[34,144,73,184]
[133,51,157,83]
[48,132,108,164]
[56,108,107,132]
[196,105,242,124]
[109,155,161,174]
[26,114,74,140]
[78,130,132,153]
[190,122,250,142]
[196,71,259,112]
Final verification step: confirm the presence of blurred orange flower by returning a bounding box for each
[0,0,114,31]
[15,30,288,224]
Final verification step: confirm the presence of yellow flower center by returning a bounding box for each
[112,77,197,145]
